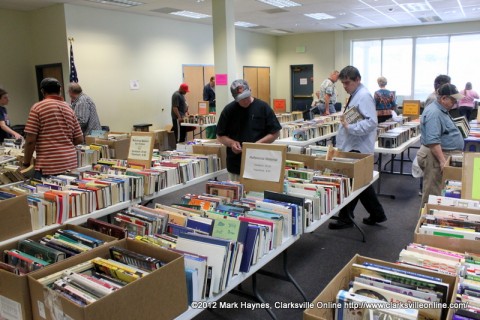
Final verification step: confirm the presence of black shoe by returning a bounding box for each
[328,220,354,229]
[362,216,387,225]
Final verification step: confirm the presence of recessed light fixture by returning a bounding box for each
[87,0,144,7]
[399,2,432,13]
[304,13,336,20]
[235,21,259,28]
[170,10,210,19]
[257,0,301,8]
[339,23,359,29]
[270,29,289,33]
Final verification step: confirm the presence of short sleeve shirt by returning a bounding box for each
[216,98,282,174]
[420,101,464,150]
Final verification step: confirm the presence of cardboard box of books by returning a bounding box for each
[28,238,187,320]
[0,224,117,320]
[0,195,32,243]
[313,152,374,191]
[414,203,480,254]
[85,135,130,160]
[286,153,322,170]
[192,142,227,169]
[441,156,462,189]
[303,254,457,320]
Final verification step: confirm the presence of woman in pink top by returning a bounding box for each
[458,82,479,120]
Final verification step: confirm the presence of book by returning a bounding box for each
[342,105,364,124]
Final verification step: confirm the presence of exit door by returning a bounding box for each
[291,64,313,112]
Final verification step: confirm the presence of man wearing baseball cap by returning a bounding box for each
[417,83,465,205]
[171,83,190,143]
[216,79,282,181]
[23,77,84,178]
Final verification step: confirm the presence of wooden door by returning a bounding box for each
[183,65,204,115]
[35,63,64,100]
[243,66,271,104]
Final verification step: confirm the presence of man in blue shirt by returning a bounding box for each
[203,76,216,139]
[329,66,387,229]
[417,83,464,205]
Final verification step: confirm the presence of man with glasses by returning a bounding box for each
[417,83,465,206]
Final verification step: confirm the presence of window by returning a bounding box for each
[352,33,480,102]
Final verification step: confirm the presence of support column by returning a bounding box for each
[211,0,237,118]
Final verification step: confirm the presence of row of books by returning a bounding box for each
[276,111,303,124]
[183,114,216,125]
[377,125,418,149]
[284,167,352,229]
[418,201,480,241]
[278,118,340,140]
[0,154,25,185]
[1,229,106,276]
[76,145,102,167]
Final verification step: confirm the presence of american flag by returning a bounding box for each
[69,43,78,83]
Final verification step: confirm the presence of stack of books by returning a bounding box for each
[453,116,471,138]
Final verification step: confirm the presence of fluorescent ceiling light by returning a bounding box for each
[170,11,210,19]
[399,2,432,12]
[339,23,359,29]
[235,21,259,27]
[257,0,301,8]
[304,13,336,20]
[87,0,144,7]
[270,29,289,33]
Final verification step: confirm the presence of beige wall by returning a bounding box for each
[64,4,278,132]
[0,9,34,125]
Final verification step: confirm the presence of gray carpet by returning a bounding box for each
[151,149,423,320]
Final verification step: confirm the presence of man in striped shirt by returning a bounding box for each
[23,78,84,177]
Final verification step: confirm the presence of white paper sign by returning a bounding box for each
[242,149,282,182]
[299,78,308,85]
[0,295,22,320]
[128,136,152,160]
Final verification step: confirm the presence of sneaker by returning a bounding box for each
[328,220,354,229]
[362,216,387,225]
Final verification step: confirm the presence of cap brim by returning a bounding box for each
[235,90,251,102]
[451,93,464,100]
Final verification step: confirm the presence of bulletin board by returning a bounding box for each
[240,142,287,193]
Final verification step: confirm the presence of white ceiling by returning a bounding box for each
[0,0,479,34]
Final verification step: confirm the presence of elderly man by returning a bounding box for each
[216,79,282,181]
[68,83,102,138]
[317,70,340,116]
[417,83,465,206]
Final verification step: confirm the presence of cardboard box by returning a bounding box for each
[0,224,117,320]
[85,136,130,159]
[28,238,188,320]
[192,143,227,169]
[303,254,457,320]
[414,203,480,254]
[152,129,169,151]
[286,153,323,169]
[313,152,374,191]
[0,195,32,243]
[176,143,193,153]
[442,156,462,189]
[462,153,480,200]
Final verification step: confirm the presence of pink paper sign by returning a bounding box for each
[216,74,228,85]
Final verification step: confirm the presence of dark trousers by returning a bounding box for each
[338,149,385,221]
[172,119,187,143]
[459,106,473,121]
[338,184,385,221]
